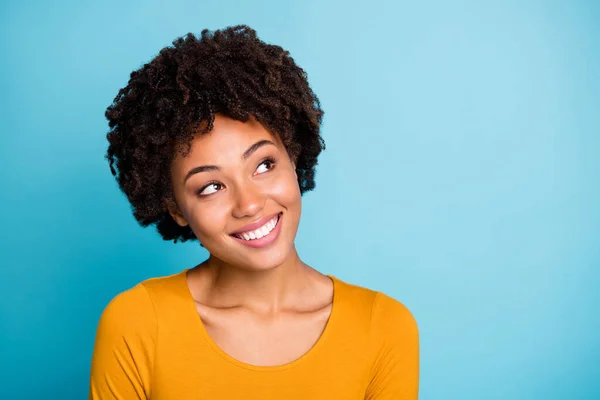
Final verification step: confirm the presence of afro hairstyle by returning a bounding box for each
[104,25,325,243]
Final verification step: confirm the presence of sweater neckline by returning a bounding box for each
[177,268,340,372]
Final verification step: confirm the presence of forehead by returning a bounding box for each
[172,114,281,169]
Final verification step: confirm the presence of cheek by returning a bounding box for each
[187,203,229,241]
[268,170,301,209]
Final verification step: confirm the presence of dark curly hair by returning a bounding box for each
[105,25,325,243]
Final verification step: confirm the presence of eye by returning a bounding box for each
[197,181,223,196]
[255,157,276,175]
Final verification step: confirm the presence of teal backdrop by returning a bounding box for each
[1,0,599,399]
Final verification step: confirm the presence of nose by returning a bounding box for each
[231,182,266,219]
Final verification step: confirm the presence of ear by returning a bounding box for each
[166,198,189,227]
[292,160,297,178]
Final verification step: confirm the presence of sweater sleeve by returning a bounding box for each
[89,283,157,400]
[365,292,420,400]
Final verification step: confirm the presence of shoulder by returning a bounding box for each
[100,268,186,317]
[97,269,183,328]
[333,276,418,332]
[90,274,181,400]
[361,290,420,398]
[371,291,418,333]
[369,291,419,355]
[95,281,157,341]
[332,276,379,323]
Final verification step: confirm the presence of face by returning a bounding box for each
[167,114,302,271]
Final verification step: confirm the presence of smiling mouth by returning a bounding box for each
[231,213,281,241]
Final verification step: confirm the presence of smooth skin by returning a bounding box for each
[166,114,334,367]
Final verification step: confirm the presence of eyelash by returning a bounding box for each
[195,156,277,197]
[258,156,276,173]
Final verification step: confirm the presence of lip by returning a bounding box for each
[230,213,283,249]
[229,212,281,235]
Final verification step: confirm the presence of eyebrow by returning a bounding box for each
[183,139,276,184]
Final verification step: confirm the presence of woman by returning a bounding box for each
[90,25,419,399]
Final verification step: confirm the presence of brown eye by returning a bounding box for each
[197,182,223,196]
[256,157,276,174]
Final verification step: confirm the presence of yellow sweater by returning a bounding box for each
[89,269,419,399]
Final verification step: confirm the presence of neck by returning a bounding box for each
[198,246,315,314]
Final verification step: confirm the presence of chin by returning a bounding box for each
[206,233,295,272]
[232,240,294,272]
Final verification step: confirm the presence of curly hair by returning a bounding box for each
[104,25,325,243]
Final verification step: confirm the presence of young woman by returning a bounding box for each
[89,25,419,399]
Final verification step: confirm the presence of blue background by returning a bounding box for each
[1,0,599,398]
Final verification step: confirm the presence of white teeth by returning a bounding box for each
[235,215,279,241]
